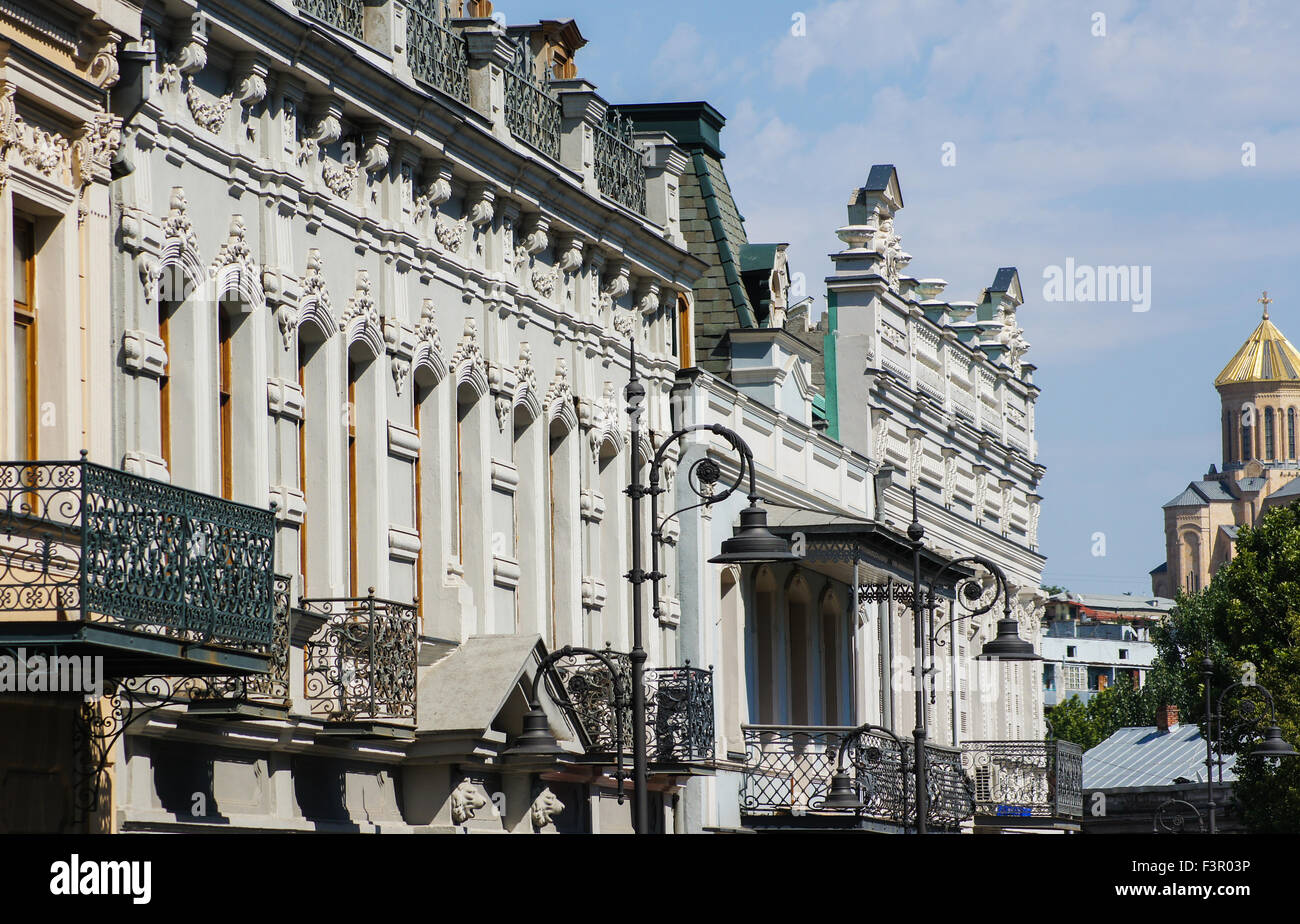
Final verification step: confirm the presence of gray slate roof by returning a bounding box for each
[1084,724,1236,789]
[1163,479,1235,508]
[1266,476,1300,501]
[1048,592,1173,612]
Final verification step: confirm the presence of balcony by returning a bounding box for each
[593,109,647,215]
[960,740,1084,822]
[741,725,974,831]
[552,652,715,766]
[0,458,277,675]
[301,591,418,739]
[295,0,364,41]
[503,33,561,160]
[406,0,470,104]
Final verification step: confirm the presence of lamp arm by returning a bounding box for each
[926,555,1012,642]
[530,645,628,803]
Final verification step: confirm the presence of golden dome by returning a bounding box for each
[1215,310,1300,387]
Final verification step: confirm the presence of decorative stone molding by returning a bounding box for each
[467,183,496,228]
[545,358,576,430]
[511,342,541,423]
[387,422,421,461]
[362,128,390,174]
[412,298,446,384]
[531,265,558,299]
[587,381,624,461]
[435,216,466,252]
[531,789,565,830]
[266,378,306,420]
[137,255,161,303]
[122,450,170,483]
[71,113,121,188]
[121,329,168,378]
[412,158,453,222]
[391,356,411,396]
[299,103,342,165]
[322,159,359,198]
[581,576,607,610]
[186,82,232,134]
[388,525,421,563]
[342,269,383,358]
[555,234,584,276]
[451,318,488,397]
[450,779,488,825]
[295,248,336,343]
[521,214,550,256]
[210,215,263,308]
[601,259,631,308]
[636,279,661,318]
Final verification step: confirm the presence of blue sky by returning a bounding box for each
[500,0,1300,594]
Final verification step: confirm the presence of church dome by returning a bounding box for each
[1215,295,1300,387]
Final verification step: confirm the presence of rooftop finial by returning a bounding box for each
[1260,290,1272,320]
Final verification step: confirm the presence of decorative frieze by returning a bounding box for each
[435,216,466,252]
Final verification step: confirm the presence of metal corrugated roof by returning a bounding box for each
[1163,480,1235,508]
[1215,316,1300,386]
[1083,725,1237,789]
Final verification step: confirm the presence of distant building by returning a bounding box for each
[1153,293,1300,596]
[1042,592,1172,709]
[1082,706,1240,833]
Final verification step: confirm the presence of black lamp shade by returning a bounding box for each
[708,502,799,564]
[976,618,1042,662]
[505,705,565,758]
[822,770,863,810]
[1252,725,1299,759]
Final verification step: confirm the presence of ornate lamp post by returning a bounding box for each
[903,487,1040,834]
[623,338,798,833]
[1201,656,1297,834]
[507,339,797,833]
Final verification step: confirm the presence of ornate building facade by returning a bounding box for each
[1152,294,1300,597]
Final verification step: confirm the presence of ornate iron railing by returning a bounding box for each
[593,109,646,214]
[295,0,365,40]
[406,0,470,104]
[0,458,276,652]
[188,574,292,704]
[552,651,715,763]
[504,34,561,160]
[741,725,974,829]
[960,740,1084,818]
[302,591,418,724]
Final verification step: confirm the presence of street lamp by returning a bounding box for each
[524,339,792,834]
[822,723,907,819]
[626,339,797,833]
[1201,656,1298,834]
[902,486,1039,834]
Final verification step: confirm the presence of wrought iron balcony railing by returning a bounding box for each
[302,591,418,725]
[504,34,561,160]
[593,109,647,215]
[552,651,715,764]
[0,458,277,655]
[960,739,1085,819]
[295,0,365,41]
[741,725,975,830]
[406,0,470,104]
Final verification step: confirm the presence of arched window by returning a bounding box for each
[548,416,578,648]
[820,589,842,725]
[1241,407,1254,463]
[787,574,811,726]
[1290,408,1296,460]
[1265,407,1276,460]
[12,215,36,458]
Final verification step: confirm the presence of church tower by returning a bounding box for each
[1153,293,1300,596]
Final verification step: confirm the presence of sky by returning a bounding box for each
[499,0,1300,595]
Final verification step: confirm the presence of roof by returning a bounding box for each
[1162,479,1235,508]
[1048,592,1174,614]
[1219,523,1240,540]
[1215,315,1300,386]
[1084,724,1237,789]
[1237,476,1266,493]
[1266,476,1300,501]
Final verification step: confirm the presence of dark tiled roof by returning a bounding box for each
[1163,480,1235,507]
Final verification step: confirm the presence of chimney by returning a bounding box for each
[1156,705,1179,733]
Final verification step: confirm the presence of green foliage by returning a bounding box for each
[1144,502,1300,832]
[1047,678,1158,751]
[1040,584,1068,596]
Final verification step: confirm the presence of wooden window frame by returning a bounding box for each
[218,312,234,498]
[12,215,36,458]
[348,362,359,597]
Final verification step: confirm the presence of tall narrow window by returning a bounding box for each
[159,303,172,469]
[821,594,840,725]
[1265,407,1275,460]
[755,568,776,723]
[676,294,692,368]
[1242,415,1253,463]
[1290,408,1296,460]
[549,431,559,649]
[348,361,360,596]
[218,313,234,498]
[12,216,35,457]
[455,394,468,562]
[297,352,308,589]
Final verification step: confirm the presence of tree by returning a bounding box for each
[1040,584,1068,596]
[1145,502,1300,832]
[1047,677,1157,751]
